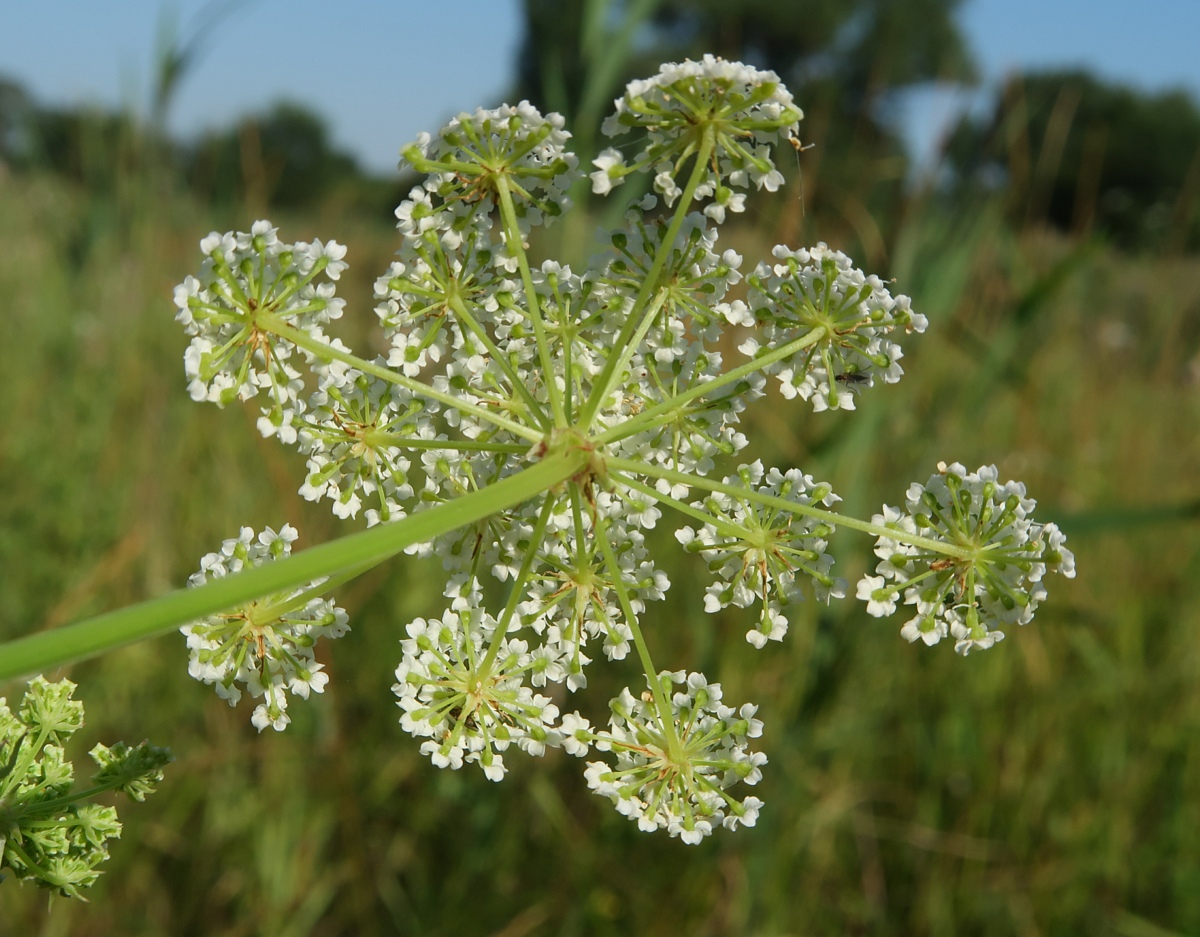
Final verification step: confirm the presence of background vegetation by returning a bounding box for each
[2,1,1199,934]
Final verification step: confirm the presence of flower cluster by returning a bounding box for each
[857,462,1076,654]
[172,221,346,432]
[181,525,349,731]
[583,672,765,844]
[392,591,561,781]
[677,461,846,647]
[399,101,580,237]
[592,55,803,218]
[734,243,929,411]
[297,374,418,524]
[0,678,171,898]
[168,59,1073,842]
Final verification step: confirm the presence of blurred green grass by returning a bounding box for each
[1,154,1199,937]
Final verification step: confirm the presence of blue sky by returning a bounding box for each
[2,0,1198,174]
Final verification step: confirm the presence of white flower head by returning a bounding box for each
[181,526,349,730]
[393,592,561,779]
[857,463,1076,654]
[679,461,845,646]
[399,102,581,235]
[744,243,927,411]
[166,59,1077,843]
[598,56,803,206]
[175,223,346,422]
[585,671,766,843]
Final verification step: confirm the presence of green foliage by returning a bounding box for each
[0,678,171,899]
[946,70,1200,249]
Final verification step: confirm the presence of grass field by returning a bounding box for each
[1,157,1198,936]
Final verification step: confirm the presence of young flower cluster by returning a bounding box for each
[167,59,1073,842]
[399,100,580,238]
[582,672,765,844]
[181,525,349,731]
[857,462,1076,654]
[0,678,170,898]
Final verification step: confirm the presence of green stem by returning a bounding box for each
[253,559,377,624]
[0,450,587,683]
[597,327,827,445]
[493,174,568,427]
[479,493,558,674]
[372,435,529,454]
[577,128,716,428]
[260,316,542,443]
[447,293,549,426]
[594,518,682,761]
[607,470,744,539]
[9,779,132,818]
[605,457,973,558]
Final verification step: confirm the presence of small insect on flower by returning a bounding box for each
[835,370,871,386]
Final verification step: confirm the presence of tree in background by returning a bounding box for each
[0,76,157,194]
[0,77,36,168]
[185,101,362,209]
[944,70,1200,250]
[0,72,373,213]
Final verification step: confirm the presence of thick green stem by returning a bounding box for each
[261,316,542,443]
[0,450,587,684]
[577,128,717,427]
[605,457,973,558]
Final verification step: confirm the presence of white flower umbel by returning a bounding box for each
[181,525,349,731]
[592,55,803,202]
[677,461,846,647]
[736,243,927,411]
[585,672,765,844]
[857,462,1077,655]
[173,221,346,435]
[297,371,418,525]
[161,60,1076,843]
[393,592,560,781]
[399,101,580,236]
[598,208,742,362]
